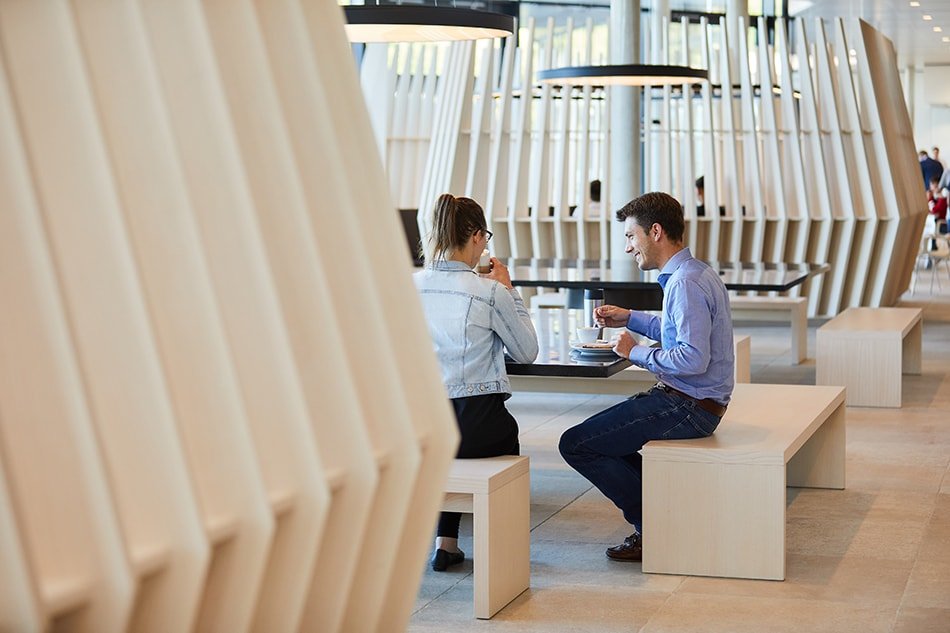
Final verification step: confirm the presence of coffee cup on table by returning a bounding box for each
[576,326,601,344]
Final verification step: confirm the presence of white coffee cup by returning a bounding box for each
[576,326,600,344]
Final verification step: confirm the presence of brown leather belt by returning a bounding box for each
[654,383,727,418]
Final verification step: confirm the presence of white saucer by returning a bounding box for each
[570,340,615,352]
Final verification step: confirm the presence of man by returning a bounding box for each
[559,191,734,562]
[920,150,943,191]
[694,175,725,217]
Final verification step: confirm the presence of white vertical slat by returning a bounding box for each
[850,19,923,306]
[360,43,393,166]
[831,19,877,310]
[698,18,721,260]
[508,20,537,257]
[398,45,425,209]
[718,20,744,261]
[774,20,810,264]
[253,3,383,629]
[389,44,414,207]
[736,16,766,261]
[485,31,517,255]
[679,18,698,255]
[791,20,834,315]
[0,38,134,630]
[465,40,495,204]
[658,17,674,195]
[599,97,611,259]
[418,41,476,245]
[415,46,440,213]
[0,3,210,630]
[448,43,477,196]
[552,18,575,258]
[575,19,595,259]
[813,19,856,315]
[298,3,458,631]
[756,17,788,263]
[528,17,556,258]
[0,457,42,632]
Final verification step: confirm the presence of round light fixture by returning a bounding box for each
[537,64,709,87]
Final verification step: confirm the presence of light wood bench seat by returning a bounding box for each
[730,296,808,363]
[442,456,530,619]
[816,307,922,408]
[641,383,846,581]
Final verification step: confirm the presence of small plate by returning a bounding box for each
[570,340,615,352]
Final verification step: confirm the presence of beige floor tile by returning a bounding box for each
[786,515,925,561]
[641,593,896,633]
[787,488,936,523]
[845,459,946,493]
[892,607,950,633]
[902,558,950,609]
[411,583,670,632]
[918,497,950,564]
[676,553,913,608]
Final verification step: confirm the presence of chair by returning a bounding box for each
[912,221,950,294]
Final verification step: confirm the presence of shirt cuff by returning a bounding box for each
[628,344,652,365]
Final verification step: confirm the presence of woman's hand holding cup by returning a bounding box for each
[483,257,513,289]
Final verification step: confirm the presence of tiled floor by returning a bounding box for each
[408,285,950,633]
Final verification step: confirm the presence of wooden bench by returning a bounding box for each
[509,334,751,395]
[816,307,922,408]
[442,456,530,619]
[731,296,807,364]
[641,383,846,581]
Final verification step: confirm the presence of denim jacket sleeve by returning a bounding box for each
[490,285,539,364]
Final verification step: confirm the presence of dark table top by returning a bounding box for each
[505,258,829,292]
[506,346,632,378]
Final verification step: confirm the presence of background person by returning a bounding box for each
[414,193,539,571]
[920,150,943,191]
[559,191,734,563]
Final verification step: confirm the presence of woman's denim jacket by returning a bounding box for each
[414,260,539,399]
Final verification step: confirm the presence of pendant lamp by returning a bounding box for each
[343,4,515,43]
[537,64,709,87]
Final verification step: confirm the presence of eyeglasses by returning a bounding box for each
[483,229,493,242]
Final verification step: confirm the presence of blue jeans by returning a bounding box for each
[558,386,721,533]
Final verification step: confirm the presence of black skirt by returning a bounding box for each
[451,393,520,458]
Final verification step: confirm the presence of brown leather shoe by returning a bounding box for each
[605,533,642,562]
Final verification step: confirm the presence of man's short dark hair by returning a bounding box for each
[615,191,686,243]
[695,175,704,190]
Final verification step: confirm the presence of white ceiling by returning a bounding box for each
[790,0,950,66]
[665,0,950,66]
[520,0,950,66]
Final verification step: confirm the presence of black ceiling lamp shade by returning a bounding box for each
[343,5,515,43]
[537,64,709,87]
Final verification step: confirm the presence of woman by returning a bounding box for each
[414,193,539,571]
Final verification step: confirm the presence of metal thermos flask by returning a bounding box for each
[584,288,604,327]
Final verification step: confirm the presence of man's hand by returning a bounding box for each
[594,304,631,328]
[613,330,636,359]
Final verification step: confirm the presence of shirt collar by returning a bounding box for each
[657,247,692,290]
[429,259,475,273]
